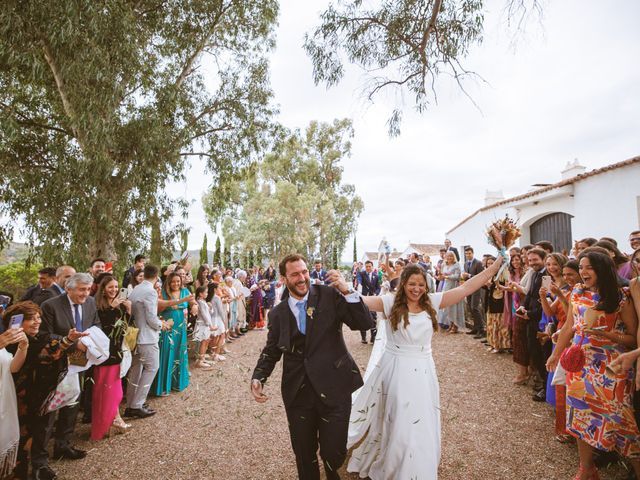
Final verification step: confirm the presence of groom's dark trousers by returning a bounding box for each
[252,284,374,480]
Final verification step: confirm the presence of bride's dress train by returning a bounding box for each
[347,293,443,479]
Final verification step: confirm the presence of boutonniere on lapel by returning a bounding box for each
[306,306,315,319]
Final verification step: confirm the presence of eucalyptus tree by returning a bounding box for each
[304,0,541,135]
[209,119,364,264]
[0,0,277,266]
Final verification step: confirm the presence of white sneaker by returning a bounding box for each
[215,354,226,361]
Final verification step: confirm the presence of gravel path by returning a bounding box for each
[52,328,629,480]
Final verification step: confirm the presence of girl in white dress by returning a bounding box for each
[348,257,503,479]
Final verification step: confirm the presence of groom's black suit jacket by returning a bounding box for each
[252,284,374,408]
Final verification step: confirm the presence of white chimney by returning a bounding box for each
[561,159,586,180]
[484,189,504,206]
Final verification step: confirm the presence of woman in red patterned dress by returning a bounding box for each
[547,251,640,480]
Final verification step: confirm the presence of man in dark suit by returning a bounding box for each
[20,267,57,305]
[357,260,380,344]
[309,260,327,285]
[251,254,374,480]
[37,273,100,476]
[444,238,460,261]
[518,248,548,402]
[47,265,76,297]
[462,247,485,338]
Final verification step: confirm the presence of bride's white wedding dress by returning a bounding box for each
[347,292,443,479]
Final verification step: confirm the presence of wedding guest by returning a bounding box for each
[209,284,228,359]
[20,268,57,305]
[0,322,28,478]
[518,248,548,402]
[574,237,597,257]
[155,272,196,395]
[548,259,580,443]
[232,271,248,332]
[462,247,485,338]
[195,265,210,290]
[537,253,568,407]
[125,264,165,419]
[126,268,144,295]
[47,265,76,297]
[122,254,146,289]
[595,239,632,280]
[224,276,240,335]
[546,251,640,480]
[40,273,100,461]
[88,258,106,296]
[248,272,265,329]
[444,238,460,261]
[358,261,379,343]
[93,275,131,440]
[310,260,327,285]
[4,301,86,480]
[193,286,215,370]
[629,230,640,253]
[534,240,554,254]
[436,252,464,333]
[484,256,510,353]
[264,263,277,282]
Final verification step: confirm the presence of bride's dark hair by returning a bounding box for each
[388,264,438,331]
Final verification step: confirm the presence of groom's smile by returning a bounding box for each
[283,259,311,299]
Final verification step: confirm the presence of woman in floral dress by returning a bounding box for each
[547,251,640,480]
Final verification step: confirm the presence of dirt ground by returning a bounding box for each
[52,327,630,480]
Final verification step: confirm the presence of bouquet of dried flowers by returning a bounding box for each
[486,215,521,250]
[486,215,521,278]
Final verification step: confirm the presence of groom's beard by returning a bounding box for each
[286,277,310,298]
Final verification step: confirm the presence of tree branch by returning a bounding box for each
[0,101,72,136]
[40,39,87,149]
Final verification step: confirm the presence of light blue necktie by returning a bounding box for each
[73,304,83,332]
[296,300,306,335]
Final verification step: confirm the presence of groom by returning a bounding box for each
[251,254,374,480]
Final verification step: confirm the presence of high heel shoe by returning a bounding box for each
[111,418,131,435]
[574,464,599,480]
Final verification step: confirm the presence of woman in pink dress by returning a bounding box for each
[92,275,131,440]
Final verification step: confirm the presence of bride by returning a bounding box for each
[346,254,503,479]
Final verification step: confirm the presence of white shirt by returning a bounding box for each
[287,287,361,332]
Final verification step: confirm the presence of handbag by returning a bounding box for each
[559,334,586,373]
[124,325,139,351]
[45,372,80,413]
[551,363,567,386]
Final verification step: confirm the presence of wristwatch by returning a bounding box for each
[341,286,356,295]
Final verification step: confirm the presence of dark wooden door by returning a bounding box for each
[529,212,573,254]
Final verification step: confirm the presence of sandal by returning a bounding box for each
[555,434,574,444]
[574,464,599,480]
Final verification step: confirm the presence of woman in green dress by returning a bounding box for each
[154,272,196,395]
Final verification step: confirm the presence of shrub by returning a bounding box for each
[0,261,41,299]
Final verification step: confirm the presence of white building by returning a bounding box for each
[446,156,640,256]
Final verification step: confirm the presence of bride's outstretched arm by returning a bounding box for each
[361,295,384,313]
[439,255,503,309]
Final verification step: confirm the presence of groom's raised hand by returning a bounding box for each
[326,270,351,295]
[251,379,269,403]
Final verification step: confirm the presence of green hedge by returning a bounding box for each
[0,262,41,299]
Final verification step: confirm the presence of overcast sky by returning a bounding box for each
[170,0,640,259]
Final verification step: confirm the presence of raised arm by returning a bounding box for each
[439,255,503,309]
[361,295,384,313]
